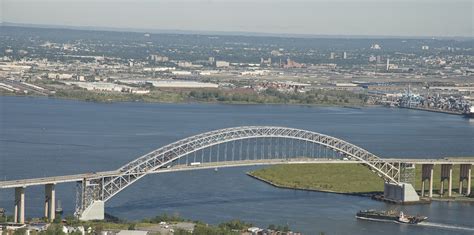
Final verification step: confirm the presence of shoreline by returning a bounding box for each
[246,172,380,198]
[246,161,474,204]
[2,94,468,118]
[248,172,474,203]
[399,106,464,116]
[0,93,376,108]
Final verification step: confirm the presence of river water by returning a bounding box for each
[0,96,473,234]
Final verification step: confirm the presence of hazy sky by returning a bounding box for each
[2,0,473,37]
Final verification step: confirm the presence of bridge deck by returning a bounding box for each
[0,171,119,189]
[0,158,472,189]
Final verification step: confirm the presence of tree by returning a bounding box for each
[40,224,66,235]
[53,214,62,224]
[218,219,252,230]
[174,229,192,235]
[13,228,27,235]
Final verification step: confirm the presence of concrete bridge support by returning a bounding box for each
[44,184,56,221]
[14,187,25,224]
[79,200,104,221]
[421,164,434,198]
[384,182,419,202]
[459,164,472,196]
[440,164,453,197]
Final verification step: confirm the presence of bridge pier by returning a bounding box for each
[79,200,104,221]
[384,182,419,202]
[44,184,56,221]
[459,164,472,196]
[14,187,25,224]
[421,164,434,198]
[440,164,453,197]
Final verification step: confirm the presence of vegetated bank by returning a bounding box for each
[248,162,474,199]
[53,87,370,106]
[249,163,384,196]
[1,82,370,107]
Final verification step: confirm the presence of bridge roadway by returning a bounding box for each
[1,158,473,189]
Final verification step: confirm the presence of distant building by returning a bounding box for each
[69,82,149,94]
[171,70,192,75]
[371,44,382,50]
[330,52,335,60]
[177,61,193,68]
[48,73,73,80]
[421,45,429,50]
[149,54,169,62]
[369,55,377,62]
[0,63,31,72]
[271,50,283,56]
[241,70,270,76]
[149,80,219,88]
[143,67,175,72]
[18,50,28,56]
[343,52,347,59]
[260,57,271,65]
[198,70,218,76]
[376,55,382,63]
[284,58,304,68]
[208,56,215,64]
[215,61,230,68]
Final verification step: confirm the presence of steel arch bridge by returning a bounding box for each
[75,126,400,219]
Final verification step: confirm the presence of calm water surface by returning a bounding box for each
[1,96,473,234]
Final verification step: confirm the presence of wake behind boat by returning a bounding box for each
[356,210,428,224]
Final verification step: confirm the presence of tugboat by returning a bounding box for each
[356,210,427,224]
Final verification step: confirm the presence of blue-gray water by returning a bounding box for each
[0,96,473,234]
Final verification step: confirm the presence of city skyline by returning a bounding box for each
[2,0,473,38]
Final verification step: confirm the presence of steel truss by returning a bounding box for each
[75,126,399,217]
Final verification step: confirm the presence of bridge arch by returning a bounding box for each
[76,126,400,218]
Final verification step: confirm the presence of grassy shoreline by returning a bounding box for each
[247,171,381,197]
[248,163,474,200]
[249,163,386,194]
